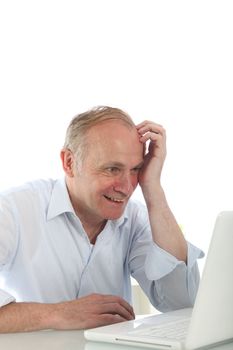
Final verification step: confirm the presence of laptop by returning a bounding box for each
[84,211,233,349]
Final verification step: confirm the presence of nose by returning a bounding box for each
[113,172,136,196]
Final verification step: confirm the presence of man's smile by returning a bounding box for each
[103,195,125,203]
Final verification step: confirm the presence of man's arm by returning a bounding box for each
[136,121,187,262]
[0,294,135,333]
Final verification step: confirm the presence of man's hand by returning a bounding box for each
[0,294,135,333]
[136,120,166,199]
[50,293,135,330]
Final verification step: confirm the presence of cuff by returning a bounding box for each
[0,289,16,307]
[145,241,204,280]
[187,241,205,269]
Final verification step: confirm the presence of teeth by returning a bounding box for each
[105,195,124,203]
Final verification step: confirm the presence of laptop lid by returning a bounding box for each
[84,211,233,349]
[185,211,233,349]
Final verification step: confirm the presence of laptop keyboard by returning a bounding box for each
[131,318,190,341]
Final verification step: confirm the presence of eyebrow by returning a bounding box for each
[133,161,144,169]
[102,162,124,168]
[102,161,144,169]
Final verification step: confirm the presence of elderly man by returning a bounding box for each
[0,106,203,332]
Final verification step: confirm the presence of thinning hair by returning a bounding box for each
[63,106,135,164]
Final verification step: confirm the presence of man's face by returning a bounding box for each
[70,120,144,224]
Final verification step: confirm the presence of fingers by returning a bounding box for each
[92,301,134,321]
[74,293,135,330]
[136,121,166,144]
[136,120,164,131]
[80,293,135,321]
[136,121,166,162]
[51,294,135,330]
[92,294,135,319]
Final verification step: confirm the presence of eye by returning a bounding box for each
[131,167,141,174]
[106,167,120,174]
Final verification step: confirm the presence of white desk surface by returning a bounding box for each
[0,329,232,350]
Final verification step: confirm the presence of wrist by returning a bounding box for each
[29,302,56,330]
[141,183,166,208]
[45,302,67,330]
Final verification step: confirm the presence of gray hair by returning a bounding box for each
[63,106,135,164]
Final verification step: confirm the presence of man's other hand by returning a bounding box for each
[49,293,135,330]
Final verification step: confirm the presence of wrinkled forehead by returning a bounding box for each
[88,117,134,131]
[85,119,144,162]
[86,119,138,144]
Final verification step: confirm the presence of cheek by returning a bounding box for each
[93,178,114,193]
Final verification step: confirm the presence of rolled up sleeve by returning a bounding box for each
[145,241,204,280]
[144,241,204,311]
[0,289,15,307]
[0,196,18,308]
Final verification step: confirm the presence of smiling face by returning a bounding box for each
[64,119,144,228]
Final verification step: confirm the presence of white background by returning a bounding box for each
[0,0,233,267]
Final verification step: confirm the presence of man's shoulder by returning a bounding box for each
[0,178,57,203]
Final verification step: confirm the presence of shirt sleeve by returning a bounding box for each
[143,241,204,312]
[0,195,18,307]
[145,241,204,280]
[0,289,15,307]
[128,200,204,312]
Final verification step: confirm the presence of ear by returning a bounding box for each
[60,149,75,177]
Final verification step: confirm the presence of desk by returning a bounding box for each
[0,330,232,350]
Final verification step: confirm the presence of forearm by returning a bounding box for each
[0,294,135,333]
[0,302,53,333]
[137,121,186,260]
[143,185,187,262]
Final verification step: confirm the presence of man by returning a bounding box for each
[0,106,203,332]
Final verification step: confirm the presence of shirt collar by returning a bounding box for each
[46,177,129,227]
[47,178,75,220]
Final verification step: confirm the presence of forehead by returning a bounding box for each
[84,120,144,164]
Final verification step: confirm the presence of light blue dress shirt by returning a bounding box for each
[0,178,203,310]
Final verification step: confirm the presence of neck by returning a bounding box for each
[65,179,107,243]
[82,220,107,244]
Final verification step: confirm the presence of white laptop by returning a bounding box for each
[84,211,233,349]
